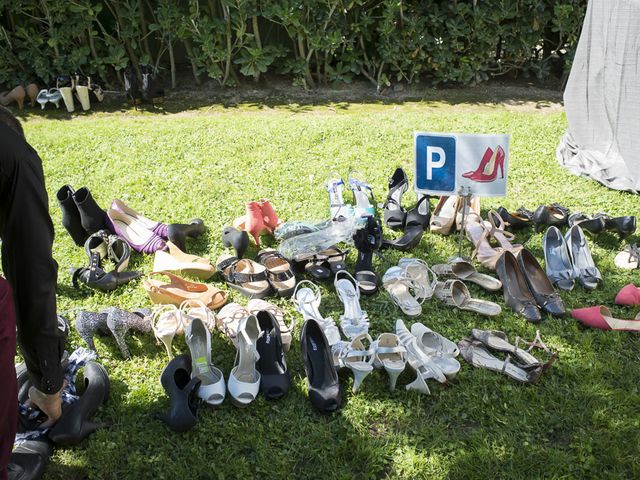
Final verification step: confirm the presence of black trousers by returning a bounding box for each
[0,123,64,395]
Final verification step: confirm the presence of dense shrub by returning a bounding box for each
[0,0,585,89]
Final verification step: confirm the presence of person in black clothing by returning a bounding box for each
[0,106,65,480]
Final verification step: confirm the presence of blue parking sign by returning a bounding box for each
[415,134,456,193]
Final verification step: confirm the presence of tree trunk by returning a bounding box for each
[139,1,155,65]
[222,4,233,86]
[252,15,262,82]
[168,39,176,89]
[183,39,201,85]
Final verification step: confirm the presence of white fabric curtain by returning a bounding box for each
[557,0,640,192]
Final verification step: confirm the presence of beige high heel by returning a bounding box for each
[0,85,26,109]
[152,241,215,280]
[430,196,460,235]
[465,217,504,271]
[25,83,39,107]
[486,210,523,254]
[456,195,481,231]
[151,304,183,358]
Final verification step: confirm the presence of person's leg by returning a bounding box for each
[0,277,18,480]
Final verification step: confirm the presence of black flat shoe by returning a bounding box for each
[532,204,570,232]
[222,226,249,259]
[300,319,341,414]
[167,218,205,252]
[516,249,565,317]
[353,216,381,294]
[568,213,606,236]
[594,213,637,240]
[57,185,87,246]
[72,187,108,236]
[256,311,290,400]
[496,206,533,229]
[383,167,408,230]
[157,354,201,432]
[382,194,430,251]
[48,361,110,446]
[495,251,541,323]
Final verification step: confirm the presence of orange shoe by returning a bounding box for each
[259,199,283,231]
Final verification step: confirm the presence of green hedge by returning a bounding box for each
[0,0,585,89]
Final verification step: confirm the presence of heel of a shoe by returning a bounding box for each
[386,366,404,392]
[76,86,91,111]
[350,367,371,393]
[60,87,74,112]
[405,372,430,395]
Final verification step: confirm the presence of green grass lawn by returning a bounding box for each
[14,88,640,479]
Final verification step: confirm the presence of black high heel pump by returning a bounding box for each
[167,218,205,252]
[48,361,110,446]
[594,213,637,240]
[353,216,382,295]
[157,354,202,432]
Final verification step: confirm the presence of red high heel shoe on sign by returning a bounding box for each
[233,199,283,246]
[463,146,505,182]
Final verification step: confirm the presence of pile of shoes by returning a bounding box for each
[458,329,556,384]
[0,83,40,110]
[157,303,291,432]
[53,72,104,112]
[124,64,165,108]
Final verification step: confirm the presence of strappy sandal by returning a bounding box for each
[228,314,262,407]
[348,172,376,224]
[292,281,342,346]
[383,167,408,230]
[256,249,296,297]
[179,299,216,332]
[396,258,438,300]
[382,266,424,317]
[334,271,370,340]
[216,303,249,345]
[143,271,228,309]
[486,210,523,255]
[432,259,502,292]
[300,246,348,280]
[372,333,406,391]
[326,175,353,221]
[472,329,557,372]
[434,280,501,316]
[216,254,272,299]
[458,338,543,384]
[615,244,640,270]
[335,333,375,393]
[247,299,294,352]
[465,217,504,271]
[151,304,183,358]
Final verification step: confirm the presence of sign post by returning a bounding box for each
[414,132,510,261]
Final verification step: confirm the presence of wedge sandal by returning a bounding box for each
[143,271,227,309]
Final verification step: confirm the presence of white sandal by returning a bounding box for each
[228,314,262,407]
[151,304,183,358]
[334,271,370,339]
[410,322,461,379]
[336,333,375,393]
[185,317,226,405]
[397,258,438,300]
[395,319,447,394]
[292,281,342,345]
[382,266,424,317]
[372,333,406,391]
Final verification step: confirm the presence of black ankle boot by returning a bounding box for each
[72,187,108,236]
[57,185,87,246]
[168,218,205,252]
[352,216,381,295]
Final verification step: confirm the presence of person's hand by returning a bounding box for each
[26,382,66,428]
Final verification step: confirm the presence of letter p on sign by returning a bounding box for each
[426,146,446,180]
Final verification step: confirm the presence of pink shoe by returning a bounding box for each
[243,201,267,246]
[615,284,640,306]
[571,306,640,331]
[259,199,283,231]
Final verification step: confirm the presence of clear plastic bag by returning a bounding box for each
[277,217,357,261]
